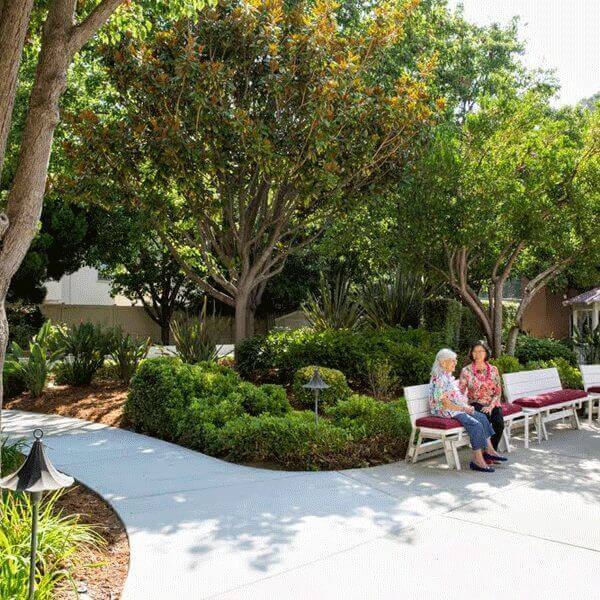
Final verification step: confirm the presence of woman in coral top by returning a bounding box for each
[459,340,504,451]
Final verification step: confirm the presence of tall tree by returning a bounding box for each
[396,92,600,356]
[67,0,440,343]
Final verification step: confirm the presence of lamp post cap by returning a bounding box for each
[302,367,330,390]
[0,429,74,493]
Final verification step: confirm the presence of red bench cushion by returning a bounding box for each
[500,403,522,416]
[415,416,463,430]
[514,389,587,409]
[588,386,600,393]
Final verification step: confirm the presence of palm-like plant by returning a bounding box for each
[172,297,219,363]
[572,323,600,364]
[358,270,428,329]
[109,328,151,384]
[302,271,362,331]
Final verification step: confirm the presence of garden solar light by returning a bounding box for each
[0,428,74,600]
[303,368,330,469]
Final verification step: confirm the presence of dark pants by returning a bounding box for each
[472,403,504,450]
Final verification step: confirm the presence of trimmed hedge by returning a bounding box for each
[292,366,350,408]
[489,355,522,375]
[126,357,412,470]
[515,335,576,366]
[236,326,437,387]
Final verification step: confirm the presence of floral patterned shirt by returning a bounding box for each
[429,371,470,418]
[459,363,502,407]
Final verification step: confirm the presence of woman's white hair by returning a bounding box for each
[431,348,457,378]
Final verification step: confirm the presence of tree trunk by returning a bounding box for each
[506,325,520,356]
[234,290,251,346]
[245,305,255,338]
[490,281,504,357]
[0,0,34,180]
[160,320,171,345]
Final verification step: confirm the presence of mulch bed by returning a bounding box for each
[6,380,128,428]
[6,382,130,598]
[54,483,129,599]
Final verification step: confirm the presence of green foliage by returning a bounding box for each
[489,354,523,375]
[4,321,61,397]
[572,323,600,364]
[326,395,410,441]
[54,322,112,386]
[358,270,426,329]
[171,299,218,364]
[292,366,351,408]
[6,302,45,348]
[365,358,399,400]
[108,327,150,384]
[302,272,362,332]
[126,356,411,470]
[207,411,350,471]
[524,358,583,390]
[515,335,576,366]
[1,440,24,477]
[236,326,437,387]
[0,490,102,600]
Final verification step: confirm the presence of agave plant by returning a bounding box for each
[302,271,362,331]
[109,327,151,384]
[172,297,219,363]
[358,270,427,329]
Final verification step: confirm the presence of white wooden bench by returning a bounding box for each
[404,383,524,470]
[580,364,600,423]
[503,368,588,442]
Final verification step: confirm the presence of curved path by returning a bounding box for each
[3,409,600,599]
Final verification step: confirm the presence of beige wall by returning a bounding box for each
[521,287,571,339]
[40,304,267,344]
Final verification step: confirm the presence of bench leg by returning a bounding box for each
[524,414,529,449]
[572,406,580,430]
[451,441,461,470]
[541,414,549,441]
[406,427,418,461]
[442,437,456,469]
[587,398,593,425]
[502,427,511,453]
[412,430,423,464]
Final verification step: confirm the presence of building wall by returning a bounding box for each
[521,286,571,339]
[40,304,267,344]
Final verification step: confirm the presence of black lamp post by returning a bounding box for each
[0,429,74,600]
[302,368,330,470]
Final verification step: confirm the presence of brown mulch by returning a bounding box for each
[53,483,129,600]
[5,380,128,428]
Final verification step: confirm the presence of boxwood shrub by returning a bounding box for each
[489,354,523,375]
[126,356,412,470]
[236,326,437,387]
[292,366,350,408]
[515,335,576,366]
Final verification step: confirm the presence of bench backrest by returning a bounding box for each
[502,368,562,403]
[404,383,432,426]
[580,364,600,391]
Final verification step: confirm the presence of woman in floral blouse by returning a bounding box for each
[459,340,504,451]
[429,348,506,473]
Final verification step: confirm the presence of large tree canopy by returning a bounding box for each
[68,0,441,342]
[396,91,600,356]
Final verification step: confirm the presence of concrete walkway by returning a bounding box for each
[3,409,600,600]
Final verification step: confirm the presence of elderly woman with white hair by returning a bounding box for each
[429,348,507,473]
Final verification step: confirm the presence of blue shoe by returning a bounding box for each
[484,452,508,462]
[470,461,495,473]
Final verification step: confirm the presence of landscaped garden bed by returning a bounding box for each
[1,442,129,600]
